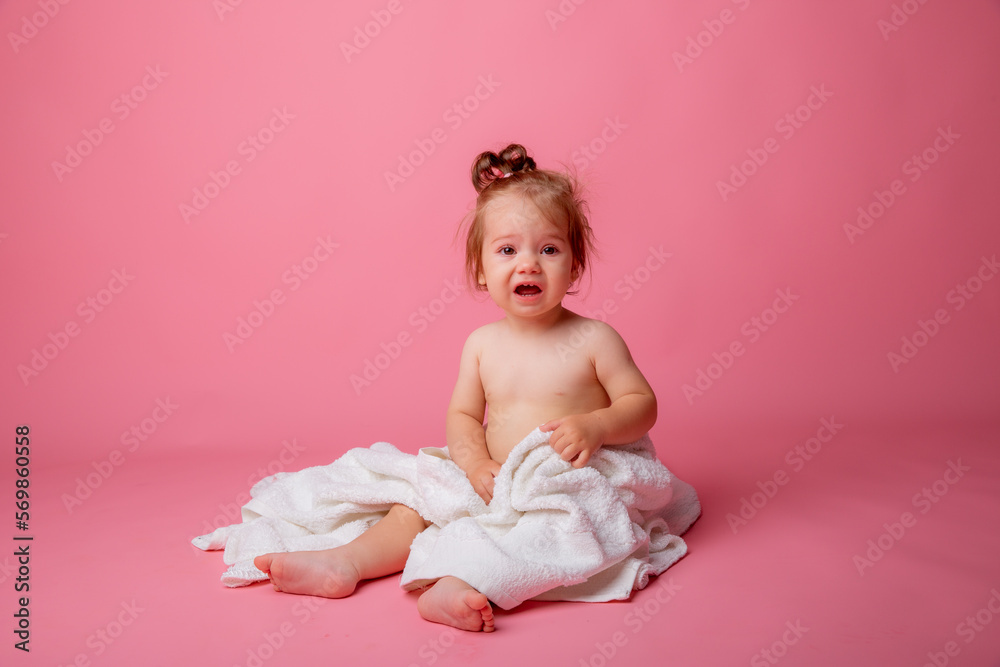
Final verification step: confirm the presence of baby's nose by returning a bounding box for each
[517,255,541,271]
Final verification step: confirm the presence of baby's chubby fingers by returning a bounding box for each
[467,458,501,504]
[554,439,590,468]
[541,414,604,468]
[540,419,577,450]
[470,479,492,504]
[540,422,568,452]
[544,428,583,466]
[539,418,562,433]
[476,473,495,502]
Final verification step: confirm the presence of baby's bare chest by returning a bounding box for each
[478,339,601,403]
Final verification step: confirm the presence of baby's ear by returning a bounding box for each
[478,273,487,286]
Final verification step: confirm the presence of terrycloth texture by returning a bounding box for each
[192,428,700,609]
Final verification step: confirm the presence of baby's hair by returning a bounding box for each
[463,143,595,294]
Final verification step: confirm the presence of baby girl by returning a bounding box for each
[252,144,667,632]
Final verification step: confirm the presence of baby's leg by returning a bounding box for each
[254,503,427,598]
[417,576,495,632]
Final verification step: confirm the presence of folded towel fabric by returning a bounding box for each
[192,427,700,609]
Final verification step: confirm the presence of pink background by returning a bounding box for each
[2,1,999,665]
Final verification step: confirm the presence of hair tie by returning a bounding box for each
[501,172,513,178]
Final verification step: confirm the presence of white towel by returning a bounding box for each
[192,427,700,609]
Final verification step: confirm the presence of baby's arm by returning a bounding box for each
[446,329,502,502]
[541,322,657,467]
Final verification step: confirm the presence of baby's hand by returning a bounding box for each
[465,458,502,504]
[540,414,607,468]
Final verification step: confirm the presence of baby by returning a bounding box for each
[254,144,658,633]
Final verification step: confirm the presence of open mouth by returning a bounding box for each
[514,283,542,296]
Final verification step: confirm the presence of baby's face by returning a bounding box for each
[479,194,576,322]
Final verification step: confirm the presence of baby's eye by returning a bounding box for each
[542,245,559,255]
[499,246,515,256]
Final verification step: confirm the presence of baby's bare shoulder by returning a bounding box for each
[567,315,626,347]
[566,317,637,368]
[466,320,503,344]
[461,320,504,357]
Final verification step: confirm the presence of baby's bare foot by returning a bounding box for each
[417,576,495,632]
[254,549,360,598]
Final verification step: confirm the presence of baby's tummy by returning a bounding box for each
[484,399,605,464]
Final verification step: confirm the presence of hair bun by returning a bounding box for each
[471,143,537,193]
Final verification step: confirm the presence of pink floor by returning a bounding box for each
[25,418,1000,666]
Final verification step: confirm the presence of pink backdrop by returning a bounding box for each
[4,1,999,457]
[2,1,999,665]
